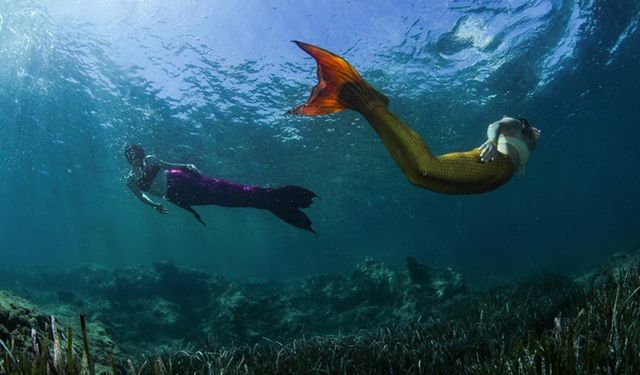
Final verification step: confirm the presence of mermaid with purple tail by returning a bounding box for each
[124,145,317,234]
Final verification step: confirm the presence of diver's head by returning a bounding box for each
[518,118,541,149]
[124,144,145,166]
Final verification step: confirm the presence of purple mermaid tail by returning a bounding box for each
[165,169,317,233]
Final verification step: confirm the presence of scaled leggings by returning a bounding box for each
[164,168,317,233]
[166,169,270,209]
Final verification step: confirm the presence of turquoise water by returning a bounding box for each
[0,0,638,284]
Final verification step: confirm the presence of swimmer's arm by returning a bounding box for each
[496,117,523,136]
[487,117,521,143]
[481,117,522,162]
[486,121,501,146]
[480,120,504,162]
[147,156,199,174]
[126,176,168,213]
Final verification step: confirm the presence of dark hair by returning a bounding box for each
[518,118,535,139]
[517,117,531,127]
[124,144,145,164]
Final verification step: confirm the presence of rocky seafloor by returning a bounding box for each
[1,251,639,374]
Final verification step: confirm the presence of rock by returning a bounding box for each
[575,250,640,288]
[407,256,431,284]
[0,291,49,350]
[405,257,465,299]
[0,290,120,373]
[2,257,467,352]
[351,257,402,305]
[154,261,212,316]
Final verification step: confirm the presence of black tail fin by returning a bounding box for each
[268,185,318,234]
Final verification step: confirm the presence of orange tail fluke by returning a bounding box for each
[289,41,388,116]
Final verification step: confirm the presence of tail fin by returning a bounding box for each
[268,185,318,234]
[289,41,389,116]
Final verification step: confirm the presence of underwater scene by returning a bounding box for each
[1,0,639,373]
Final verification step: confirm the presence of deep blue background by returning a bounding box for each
[0,0,638,285]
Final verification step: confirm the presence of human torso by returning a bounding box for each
[498,135,529,167]
[496,118,533,168]
[130,156,168,197]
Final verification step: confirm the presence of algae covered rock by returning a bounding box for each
[0,290,120,373]
[0,290,49,350]
[212,280,299,343]
[154,261,212,308]
[351,257,403,305]
[1,257,467,352]
[406,256,464,296]
[575,250,640,289]
[201,256,466,344]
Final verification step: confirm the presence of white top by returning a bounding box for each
[498,135,530,166]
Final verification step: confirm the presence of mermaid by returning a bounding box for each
[289,41,541,194]
[124,144,317,233]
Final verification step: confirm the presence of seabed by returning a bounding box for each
[1,252,639,374]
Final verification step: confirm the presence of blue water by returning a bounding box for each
[0,0,638,284]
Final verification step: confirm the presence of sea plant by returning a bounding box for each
[1,263,639,374]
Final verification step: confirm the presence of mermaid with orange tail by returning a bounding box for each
[289,41,541,194]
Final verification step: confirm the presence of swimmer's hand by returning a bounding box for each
[154,203,169,214]
[479,140,499,163]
